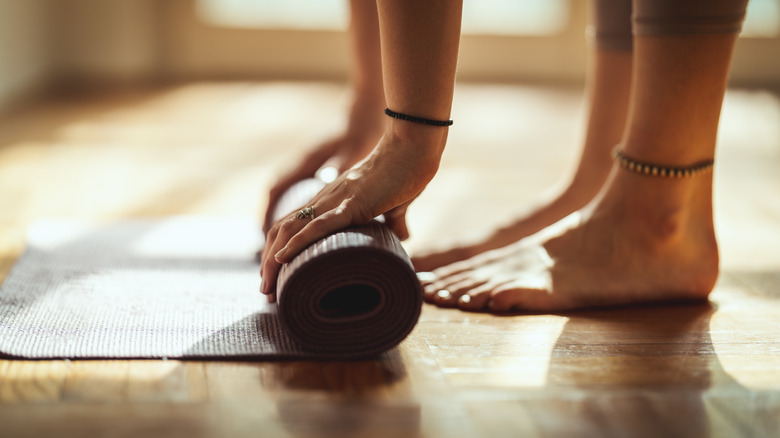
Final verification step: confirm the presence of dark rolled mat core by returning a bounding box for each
[272,179,423,357]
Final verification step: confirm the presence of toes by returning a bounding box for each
[423,285,446,304]
[428,286,461,307]
[486,286,552,312]
[423,272,463,302]
[423,272,472,304]
[432,278,488,308]
[456,282,498,311]
[422,272,489,308]
[486,295,514,312]
[432,289,457,307]
[416,271,436,287]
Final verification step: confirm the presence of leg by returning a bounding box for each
[423,0,748,312]
[263,0,384,232]
[412,0,633,271]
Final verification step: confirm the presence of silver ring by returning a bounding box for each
[295,206,315,220]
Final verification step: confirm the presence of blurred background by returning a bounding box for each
[2,0,780,112]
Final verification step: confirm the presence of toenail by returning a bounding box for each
[437,289,451,300]
[417,272,436,282]
[459,294,471,305]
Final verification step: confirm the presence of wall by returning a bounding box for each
[154,0,780,86]
[0,0,51,112]
[1,0,779,113]
[159,0,349,82]
[157,0,587,83]
[48,0,161,85]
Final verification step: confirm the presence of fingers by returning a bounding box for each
[260,212,307,295]
[274,204,355,264]
[259,219,283,297]
[260,200,358,299]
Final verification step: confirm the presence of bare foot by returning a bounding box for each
[420,170,719,312]
[412,182,603,272]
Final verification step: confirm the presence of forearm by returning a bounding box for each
[376,0,463,174]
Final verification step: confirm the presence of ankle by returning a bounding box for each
[602,170,716,251]
[632,200,691,247]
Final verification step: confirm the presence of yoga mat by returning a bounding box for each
[0,183,422,359]
[271,178,423,356]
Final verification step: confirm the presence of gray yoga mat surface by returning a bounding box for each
[0,211,422,359]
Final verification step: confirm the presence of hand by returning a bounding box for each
[260,135,441,302]
[262,133,376,234]
[262,98,385,233]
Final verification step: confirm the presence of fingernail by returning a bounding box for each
[459,294,471,305]
[274,247,288,261]
[259,279,265,294]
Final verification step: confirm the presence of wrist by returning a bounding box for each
[384,119,448,152]
[377,122,448,183]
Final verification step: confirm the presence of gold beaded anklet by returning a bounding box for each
[612,147,714,178]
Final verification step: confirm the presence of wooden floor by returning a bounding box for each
[1,82,779,437]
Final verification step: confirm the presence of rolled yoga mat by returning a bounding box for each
[0,181,421,359]
[270,178,423,357]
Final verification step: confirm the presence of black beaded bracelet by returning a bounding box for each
[384,108,453,127]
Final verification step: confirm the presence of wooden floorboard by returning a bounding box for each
[0,81,778,437]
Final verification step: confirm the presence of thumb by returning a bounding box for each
[384,204,411,241]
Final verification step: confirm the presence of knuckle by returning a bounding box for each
[279,218,297,233]
[269,221,283,235]
[341,199,373,224]
[308,217,329,233]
